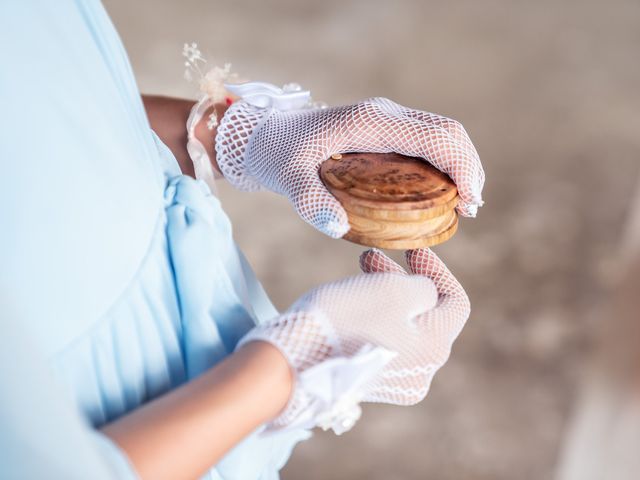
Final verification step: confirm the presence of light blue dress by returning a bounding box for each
[0,1,308,478]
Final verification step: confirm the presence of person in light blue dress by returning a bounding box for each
[0,1,307,478]
[0,1,484,478]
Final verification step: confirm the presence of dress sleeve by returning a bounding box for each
[0,305,138,480]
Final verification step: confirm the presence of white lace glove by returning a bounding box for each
[216,87,484,238]
[238,247,470,434]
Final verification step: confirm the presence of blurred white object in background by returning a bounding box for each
[556,176,640,480]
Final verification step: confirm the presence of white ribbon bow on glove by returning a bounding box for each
[225,81,312,110]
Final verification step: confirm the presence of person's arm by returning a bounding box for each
[141,95,226,177]
[101,341,292,480]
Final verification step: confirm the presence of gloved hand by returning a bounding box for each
[238,247,470,434]
[216,95,484,238]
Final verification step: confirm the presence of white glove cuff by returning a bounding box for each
[237,329,396,435]
[278,344,396,435]
[214,101,271,191]
[214,81,322,191]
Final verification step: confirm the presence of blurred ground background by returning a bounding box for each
[105,1,640,478]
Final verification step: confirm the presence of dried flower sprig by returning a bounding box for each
[183,42,206,82]
[183,42,241,129]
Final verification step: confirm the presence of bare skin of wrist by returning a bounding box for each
[102,341,293,480]
[141,95,226,177]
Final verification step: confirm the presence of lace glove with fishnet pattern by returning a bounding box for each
[216,97,484,238]
[238,248,470,433]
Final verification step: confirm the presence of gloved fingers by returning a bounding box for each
[409,298,468,368]
[404,248,470,340]
[387,115,484,217]
[380,98,479,154]
[404,249,470,361]
[405,248,469,307]
[359,248,407,275]
[359,249,441,315]
[401,110,483,192]
[366,97,481,173]
[288,164,351,238]
[356,99,484,217]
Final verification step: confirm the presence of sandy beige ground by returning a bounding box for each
[105,0,640,478]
